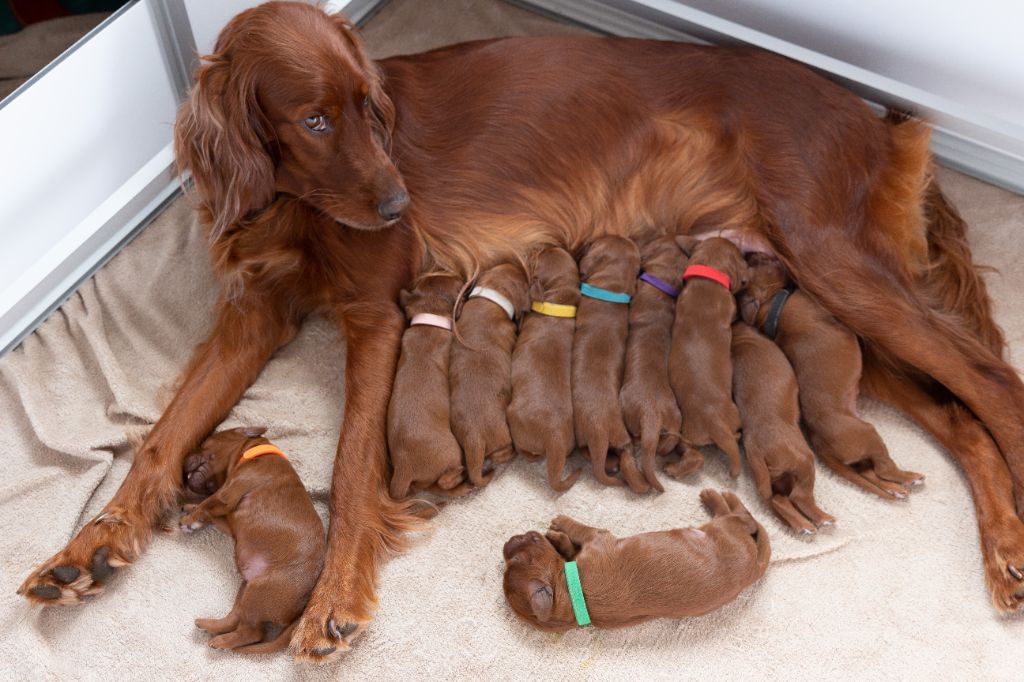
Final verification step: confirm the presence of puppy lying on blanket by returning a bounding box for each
[449,263,530,487]
[739,254,924,499]
[502,489,770,630]
[572,236,641,487]
[667,236,748,479]
[388,273,469,498]
[180,427,325,653]
[508,247,583,492]
[731,322,835,533]
[619,235,689,494]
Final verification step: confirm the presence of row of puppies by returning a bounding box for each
[388,235,923,533]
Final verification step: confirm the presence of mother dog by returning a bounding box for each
[20,0,1024,660]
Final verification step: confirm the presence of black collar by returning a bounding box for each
[762,283,796,340]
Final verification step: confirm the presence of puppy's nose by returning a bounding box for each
[376,190,409,222]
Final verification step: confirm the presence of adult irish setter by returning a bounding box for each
[20,0,1024,660]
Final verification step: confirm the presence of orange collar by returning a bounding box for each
[241,444,288,461]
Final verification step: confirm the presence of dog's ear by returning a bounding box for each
[527,579,554,622]
[398,288,413,311]
[238,426,267,438]
[330,13,395,147]
[174,32,275,242]
[675,235,700,256]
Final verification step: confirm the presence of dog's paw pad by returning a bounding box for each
[328,619,358,639]
[29,585,61,600]
[51,566,81,584]
[89,547,115,583]
[311,645,337,658]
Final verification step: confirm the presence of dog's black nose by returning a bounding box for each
[377,191,409,221]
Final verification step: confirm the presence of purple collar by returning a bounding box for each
[638,272,680,298]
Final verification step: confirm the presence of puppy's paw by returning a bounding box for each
[178,513,204,534]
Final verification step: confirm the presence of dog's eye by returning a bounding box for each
[303,114,328,132]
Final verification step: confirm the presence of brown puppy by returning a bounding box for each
[731,322,836,533]
[572,236,641,487]
[388,273,469,498]
[508,247,582,492]
[449,263,530,487]
[739,255,924,498]
[667,236,748,479]
[619,236,688,494]
[502,489,769,630]
[179,427,325,652]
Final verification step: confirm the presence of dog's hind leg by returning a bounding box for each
[862,361,1024,611]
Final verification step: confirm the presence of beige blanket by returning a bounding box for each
[3,1,1024,678]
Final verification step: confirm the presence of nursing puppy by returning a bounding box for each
[666,236,748,479]
[619,236,688,493]
[502,489,769,630]
[449,263,530,487]
[180,427,325,652]
[388,273,469,498]
[731,322,835,533]
[508,247,582,492]
[572,236,641,487]
[739,255,924,498]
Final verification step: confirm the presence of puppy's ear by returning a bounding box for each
[675,235,700,256]
[399,288,413,311]
[239,426,267,438]
[527,579,554,622]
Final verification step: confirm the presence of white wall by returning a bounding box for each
[675,0,1023,129]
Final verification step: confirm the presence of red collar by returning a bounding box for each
[682,264,730,290]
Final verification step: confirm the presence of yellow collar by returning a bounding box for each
[241,444,288,461]
[530,300,577,318]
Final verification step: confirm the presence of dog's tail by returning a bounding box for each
[462,437,495,488]
[638,416,667,493]
[920,179,1005,355]
[710,422,742,478]
[234,621,298,655]
[583,424,623,487]
[545,435,581,492]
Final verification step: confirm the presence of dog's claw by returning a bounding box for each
[52,566,81,584]
[1009,565,1024,581]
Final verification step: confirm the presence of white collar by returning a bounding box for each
[468,286,516,320]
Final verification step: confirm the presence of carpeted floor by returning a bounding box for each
[2,0,1024,679]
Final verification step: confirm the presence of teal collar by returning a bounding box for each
[580,282,631,304]
[564,560,592,626]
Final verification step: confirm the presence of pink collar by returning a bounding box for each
[410,313,452,330]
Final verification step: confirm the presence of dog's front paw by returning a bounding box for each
[290,576,370,663]
[178,512,204,534]
[983,516,1024,612]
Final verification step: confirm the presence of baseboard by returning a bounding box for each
[512,0,1024,195]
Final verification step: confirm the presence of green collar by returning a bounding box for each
[564,560,592,627]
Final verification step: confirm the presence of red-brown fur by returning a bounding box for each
[502,490,769,630]
[507,248,582,492]
[178,427,325,653]
[739,255,924,499]
[666,237,748,479]
[21,1,1024,658]
[731,322,836,533]
[449,263,530,487]
[572,236,641,488]
[388,273,470,499]
[619,236,688,493]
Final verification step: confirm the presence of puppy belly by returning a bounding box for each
[241,554,268,581]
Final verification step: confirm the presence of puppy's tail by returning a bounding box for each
[234,621,297,655]
[711,422,742,478]
[583,424,622,487]
[637,416,667,493]
[545,436,581,493]
[462,438,495,488]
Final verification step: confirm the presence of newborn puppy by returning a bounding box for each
[667,236,748,479]
[180,427,325,653]
[739,254,923,498]
[508,247,582,492]
[731,322,835,533]
[619,236,688,494]
[388,273,470,498]
[572,236,641,487]
[502,489,769,630]
[450,263,530,487]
